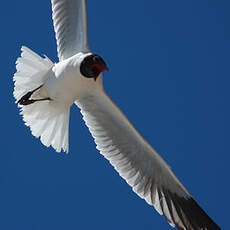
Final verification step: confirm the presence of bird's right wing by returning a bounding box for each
[75,90,221,230]
[51,0,90,61]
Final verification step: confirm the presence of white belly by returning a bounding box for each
[44,69,80,106]
[43,55,103,108]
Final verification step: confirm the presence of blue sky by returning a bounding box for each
[1,0,229,229]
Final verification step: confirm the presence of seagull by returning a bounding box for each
[13,1,221,229]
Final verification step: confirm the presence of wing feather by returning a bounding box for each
[75,91,221,230]
[51,0,90,60]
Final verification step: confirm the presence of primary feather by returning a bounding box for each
[75,90,221,230]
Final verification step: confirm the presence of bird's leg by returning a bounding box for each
[18,85,51,105]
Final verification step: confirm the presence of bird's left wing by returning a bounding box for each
[75,90,221,230]
[51,0,90,61]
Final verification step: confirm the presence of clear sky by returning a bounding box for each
[1,0,228,229]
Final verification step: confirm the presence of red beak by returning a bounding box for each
[93,64,109,81]
[102,66,109,71]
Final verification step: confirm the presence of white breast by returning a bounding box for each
[44,52,103,107]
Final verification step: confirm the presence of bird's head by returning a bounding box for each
[80,54,108,81]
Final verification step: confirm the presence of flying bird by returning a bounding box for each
[13,1,221,229]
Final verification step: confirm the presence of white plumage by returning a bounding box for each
[12,1,221,229]
[51,0,89,60]
[75,91,219,230]
[13,46,53,101]
[14,47,70,152]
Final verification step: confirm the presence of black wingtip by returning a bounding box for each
[160,188,221,230]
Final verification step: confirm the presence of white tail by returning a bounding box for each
[13,46,70,153]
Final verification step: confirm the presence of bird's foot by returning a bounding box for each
[18,85,51,105]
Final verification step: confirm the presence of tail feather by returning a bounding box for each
[62,112,70,151]
[43,118,59,147]
[50,111,70,152]
[13,46,70,153]
[13,46,53,101]
[40,109,70,153]
[20,46,53,69]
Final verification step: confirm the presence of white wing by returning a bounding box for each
[51,0,90,61]
[75,91,221,230]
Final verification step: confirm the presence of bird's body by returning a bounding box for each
[13,0,221,229]
[44,52,100,107]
